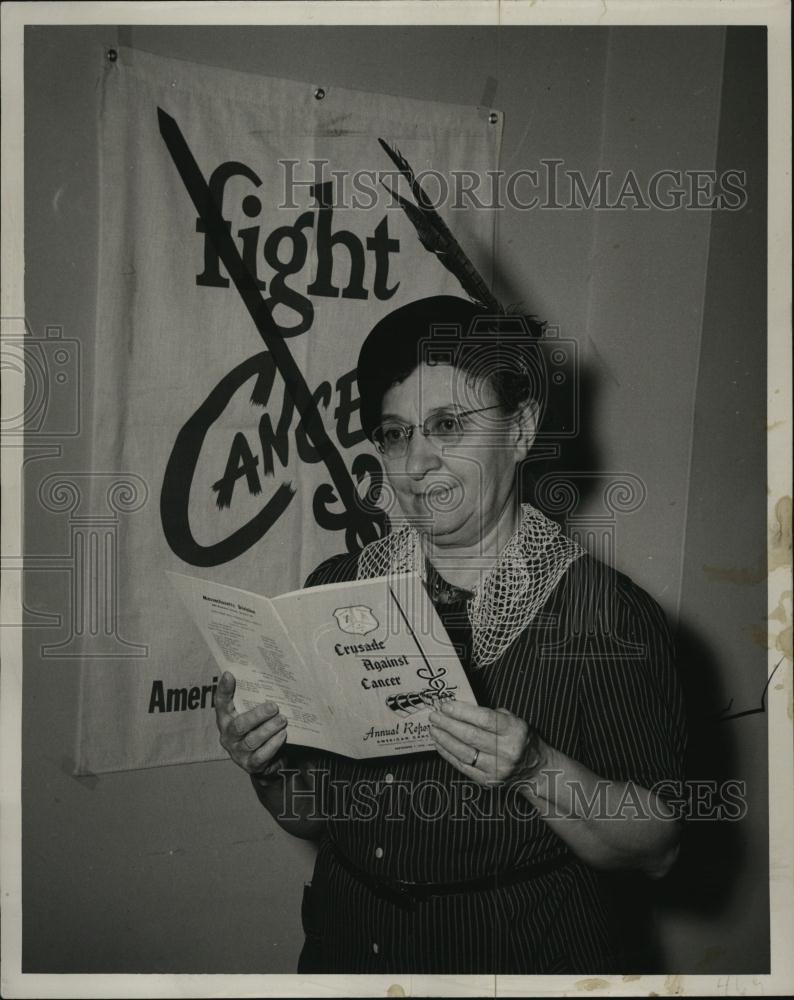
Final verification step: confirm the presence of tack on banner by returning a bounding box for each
[75,46,502,773]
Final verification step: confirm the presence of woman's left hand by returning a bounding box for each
[428,700,542,786]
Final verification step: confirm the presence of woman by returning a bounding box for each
[214,295,687,974]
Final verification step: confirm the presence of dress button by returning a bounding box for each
[384,773,394,784]
[374,846,384,859]
[372,941,380,955]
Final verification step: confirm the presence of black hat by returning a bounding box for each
[357,296,491,440]
[357,295,542,440]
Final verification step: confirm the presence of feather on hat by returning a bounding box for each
[378,138,503,314]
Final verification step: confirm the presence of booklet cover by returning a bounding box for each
[168,570,478,758]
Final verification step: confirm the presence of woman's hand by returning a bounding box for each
[430,700,681,878]
[428,700,544,786]
[215,670,288,777]
[216,672,326,840]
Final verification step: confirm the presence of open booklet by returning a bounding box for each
[168,570,478,759]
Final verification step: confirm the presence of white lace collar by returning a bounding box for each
[356,503,584,666]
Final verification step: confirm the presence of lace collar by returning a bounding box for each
[356,503,584,666]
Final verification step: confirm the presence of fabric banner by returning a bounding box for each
[75,46,502,773]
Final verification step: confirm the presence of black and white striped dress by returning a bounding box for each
[293,549,686,974]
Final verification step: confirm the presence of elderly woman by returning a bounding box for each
[214,295,686,974]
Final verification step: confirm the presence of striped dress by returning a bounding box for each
[293,549,686,974]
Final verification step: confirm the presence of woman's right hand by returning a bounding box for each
[214,670,288,776]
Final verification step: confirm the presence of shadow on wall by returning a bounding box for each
[523,343,604,516]
[609,618,752,972]
[654,618,766,973]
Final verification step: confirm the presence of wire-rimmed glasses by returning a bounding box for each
[372,405,503,459]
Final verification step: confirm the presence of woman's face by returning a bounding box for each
[378,363,535,548]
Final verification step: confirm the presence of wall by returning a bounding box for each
[660,26,769,973]
[22,24,767,973]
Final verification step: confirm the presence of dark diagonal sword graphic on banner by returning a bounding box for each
[157,108,381,564]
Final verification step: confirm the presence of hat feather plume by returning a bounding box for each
[377,138,503,314]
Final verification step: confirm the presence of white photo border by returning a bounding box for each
[1,2,791,997]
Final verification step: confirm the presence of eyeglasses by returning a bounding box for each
[372,405,503,459]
